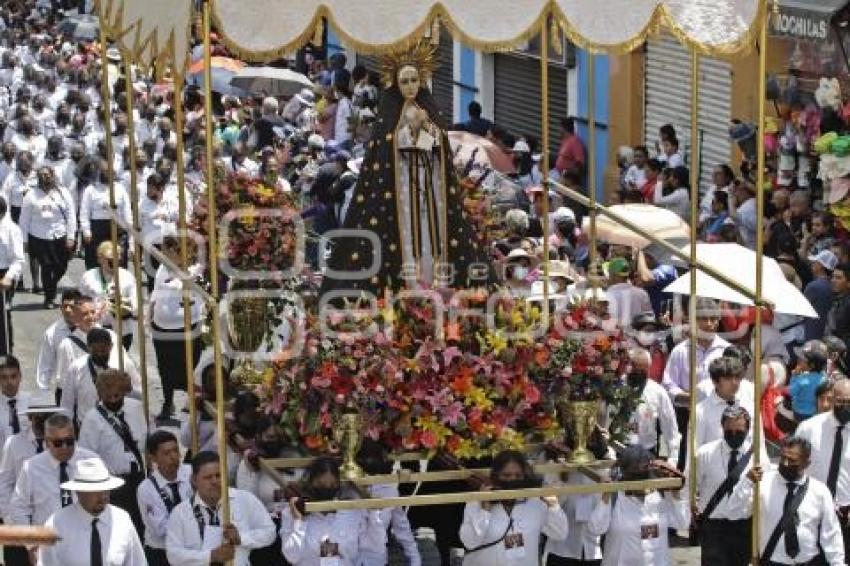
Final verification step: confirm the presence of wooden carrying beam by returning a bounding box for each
[0,526,59,546]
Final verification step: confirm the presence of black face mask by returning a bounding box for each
[777,463,802,482]
[90,354,109,367]
[257,440,282,456]
[724,430,746,450]
[102,398,123,413]
[835,405,850,425]
[627,372,648,389]
[623,469,653,482]
[310,486,339,501]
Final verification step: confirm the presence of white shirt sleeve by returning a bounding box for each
[540,500,570,542]
[137,478,171,543]
[234,490,276,550]
[79,187,92,236]
[658,390,681,465]
[5,222,23,281]
[165,504,212,566]
[586,499,612,537]
[459,502,493,549]
[7,461,32,525]
[18,194,32,243]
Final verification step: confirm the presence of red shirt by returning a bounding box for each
[555,133,586,174]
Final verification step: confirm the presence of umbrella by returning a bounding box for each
[448,131,515,175]
[58,13,98,41]
[582,204,690,249]
[187,57,248,96]
[663,243,817,318]
[230,66,314,98]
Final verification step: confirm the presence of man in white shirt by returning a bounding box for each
[692,405,755,565]
[39,457,146,566]
[795,378,850,559]
[731,182,758,250]
[166,451,276,566]
[605,257,651,333]
[728,436,845,565]
[694,356,756,450]
[61,328,116,426]
[138,172,178,292]
[0,143,16,187]
[0,354,29,450]
[78,369,147,537]
[137,430,193,566]
[1,149,36,222]
[624,348,680,464]
[35,289,80,395]
[78,161,132,269]
[7,413,98,528]
[0,195,23,352]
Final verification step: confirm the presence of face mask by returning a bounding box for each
[512,266,528,281]
[258,440,282,455]
[623,469,652,482]
[627,372,648,389]
[724,430,747,450]
[636,331,657,347]
[496,479,532,491]
[90,354,109,367]
[777,463,802,482]
[310,486,339,501]
[834,405,850,424]
[102,398,123,413]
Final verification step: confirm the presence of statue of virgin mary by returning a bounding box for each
[321,43,492,297]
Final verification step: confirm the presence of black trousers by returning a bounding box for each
[675,405,689,471]
[249,515,286,565]
[27,235,69,303]
[0,269,11,355]
[10,206,20,224]
[546,555,602,566]
[152,322,202,411]
[144,546,170,566]
[699,518,751,566]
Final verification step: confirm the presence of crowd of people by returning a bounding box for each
[0,0,845,565]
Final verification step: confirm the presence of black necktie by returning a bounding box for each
[728,449,739,475]
[8,399,19,434]
[827,424,844,497]
[783,482,800,558]
[59,462,71,507]
[35,438,43,453]
[207,507,219,527]
[90,518,102,566]
[727,399,736,407]
[168,482,182,506]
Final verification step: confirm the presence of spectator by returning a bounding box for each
[454,101,493,137]
[555,117,585,178]
[804,249,837,341]
[789,340,828,422]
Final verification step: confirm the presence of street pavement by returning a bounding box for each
[10,256,702,565]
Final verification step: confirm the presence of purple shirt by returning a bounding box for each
[661,334,730,397]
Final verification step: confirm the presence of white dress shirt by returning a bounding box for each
[78,267,138,337]
[627,379,681,464]
[0,428,41,518]
[79,182,132,236]
[0,215,23,281]
[1,170,37,208]
[150,264,205,329]
[137,465,193,549]
[662,335,730,397]
[691,438,754,520]
[139,194,179,248]
[166,489,276,566]
[0,390,29,449]
[356,484,421,566]
[796,412,850,506]
[694,385,756,450]
[78,399,146,476]
[587,491,690,566]
[9,134,46,163]
[459,499,568,566]
[727,471,845,565]
[544,472,603,561]
[19,185,76,242]
[61,353,140,425]
[236,459,297,514]
[281,505,386,566]
[55,328,141,396]
[39,503,146,566]
[6,447,99,525]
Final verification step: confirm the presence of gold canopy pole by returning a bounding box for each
[97,3,124,371]
[540,15,551,318]
[202,0,230,525]
[121,52,150,431]
[172,70,200,455]
[752,0,770,561]
[587,53,597,291]
[687,48,700,511]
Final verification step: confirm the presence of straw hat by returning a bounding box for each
[61,458,125,492]
[22,391,61,416]
[505,248,540,268]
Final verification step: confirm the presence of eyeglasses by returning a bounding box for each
[47,437,75,448]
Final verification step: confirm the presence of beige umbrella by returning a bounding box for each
[581,204,690,249]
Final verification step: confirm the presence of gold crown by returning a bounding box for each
[379,41,438,89]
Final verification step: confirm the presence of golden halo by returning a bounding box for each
[379,41,438,89]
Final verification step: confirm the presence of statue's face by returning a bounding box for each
[397,65,420,101]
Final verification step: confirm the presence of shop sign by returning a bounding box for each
[771,7,831,41]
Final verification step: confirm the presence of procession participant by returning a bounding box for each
[727,436,845,565]
[795,378,850,559]
[39,457,146,566]
[78,240,137,350]
[78,369,146,535]
[78,158,132,269]
[19,164,74,308]
[692,405,754,566]
[1,149,35,224]
[60,328,122,424]
[137,430,193,566]
[459,450,568,566]
[0,195,22,351]
[282,456,387,566]
[694,356,756,450]
[543,470,604,566]
[166,451,276,566]
[0,354,28,448]
[35,289,81,393]
[623,348,680,465]
[6,413,98,527]
[0,391,57,565]
[586,445,689,566]
[138,172,178,293]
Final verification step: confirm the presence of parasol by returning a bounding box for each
[230,66,314,98]
[663,243,818,318]
[448,131,515,175]
[58,13,99,41]
[582,204,690,249]
[188,57,248,96]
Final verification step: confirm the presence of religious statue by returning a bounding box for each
[321,43,491,297]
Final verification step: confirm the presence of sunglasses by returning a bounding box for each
[48,437,75,448]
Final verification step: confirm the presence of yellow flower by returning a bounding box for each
[464,386,494,410]
[493,427,525,452]
[483,331,508,356]
[255,185,276,200]
[454,438,484,459]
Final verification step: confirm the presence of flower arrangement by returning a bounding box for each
[255,293,637,460]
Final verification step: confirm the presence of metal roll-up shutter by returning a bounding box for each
[644,33,732,195]
[494,53,568,154]
[431,30,455,123]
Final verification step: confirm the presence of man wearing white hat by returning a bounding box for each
[39,457,146,566]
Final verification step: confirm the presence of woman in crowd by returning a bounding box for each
[78,240,136,349]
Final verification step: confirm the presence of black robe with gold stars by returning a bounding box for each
[320,85,492,298]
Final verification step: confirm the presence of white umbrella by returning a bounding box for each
[230,67,314,98]
[663,243,817,318]
[582,204,690,249]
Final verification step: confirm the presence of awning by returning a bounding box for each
[778,0,847,14]
[771,0,849,41]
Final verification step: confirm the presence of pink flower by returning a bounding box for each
[420,430,438,449]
